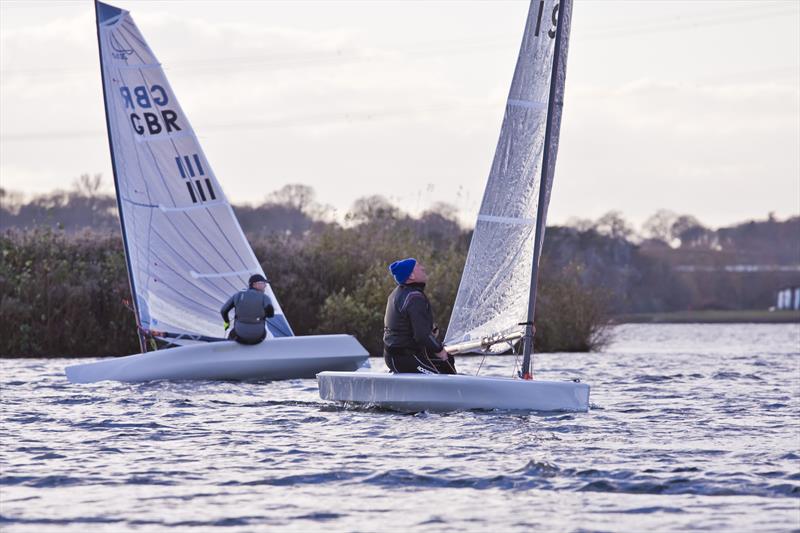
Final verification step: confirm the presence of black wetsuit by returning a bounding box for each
[383,283,456,374]
[220,288,275,345]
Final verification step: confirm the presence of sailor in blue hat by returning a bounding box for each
[382,258,456,374]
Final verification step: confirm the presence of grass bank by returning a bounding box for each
[614,310,800,324]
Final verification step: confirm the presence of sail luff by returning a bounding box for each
[521,0,573,376]
[95,0,146,352]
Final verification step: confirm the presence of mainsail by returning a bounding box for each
[444,0,572,353]
[95,2,293,347]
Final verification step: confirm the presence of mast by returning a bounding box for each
[94,1,147,353]
[520,0,569,378]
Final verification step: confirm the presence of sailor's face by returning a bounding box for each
[253,281,267,292]
[410,263,428,283]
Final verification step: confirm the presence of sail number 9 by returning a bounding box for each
[534,1,560,39]
[118,84,182,136]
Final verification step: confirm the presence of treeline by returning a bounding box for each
[2,178,798,357]
[0,223,608,358]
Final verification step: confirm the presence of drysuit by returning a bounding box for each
[383,283,456,374]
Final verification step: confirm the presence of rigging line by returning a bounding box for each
[5,5,797,79]
[475,351,487,377]
[583,4,797,35]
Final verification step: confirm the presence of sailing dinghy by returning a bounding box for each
[66,2,368,383]
[318,0,589,412]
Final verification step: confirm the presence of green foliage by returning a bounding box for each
[0,213,611,357]
[534,262,611,352]
[0,228,139,357]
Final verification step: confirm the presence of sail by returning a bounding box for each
[444,0,572,352]
[95,2,293,342]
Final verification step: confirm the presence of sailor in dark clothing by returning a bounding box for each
[220,274,275,345]
[383,258,456,374]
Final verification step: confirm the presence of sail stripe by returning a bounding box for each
[477,214,535,226]
[190,269,253,280]
[507,99,547,110]
[158,201,225,213]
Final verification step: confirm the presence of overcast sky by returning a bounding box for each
[1,0,798,229]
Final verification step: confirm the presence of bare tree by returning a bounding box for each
[595,211,636,240]
[347,195,399,223]
[266,184,315,213]
[642,209,678,244]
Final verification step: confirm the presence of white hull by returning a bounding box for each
[317,371,590,413]
[66,335,369,384]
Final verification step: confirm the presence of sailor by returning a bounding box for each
[220,274,275,345]
[383,258,456,374]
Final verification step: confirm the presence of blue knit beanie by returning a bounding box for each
[389,258,416,285]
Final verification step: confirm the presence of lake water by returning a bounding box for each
[1,324,799,532]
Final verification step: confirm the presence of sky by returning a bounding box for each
[1,0,798,229]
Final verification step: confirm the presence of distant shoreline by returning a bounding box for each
[613,310,800,324]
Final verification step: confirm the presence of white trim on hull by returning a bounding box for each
[317,371,590,413]
[66,335,368,383]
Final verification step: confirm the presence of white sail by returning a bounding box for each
[96,2,293,342]
[444,0,572,352]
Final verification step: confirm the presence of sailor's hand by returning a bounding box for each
[435,348,449,361]
[223,321,230,331]
[265,304,275,319]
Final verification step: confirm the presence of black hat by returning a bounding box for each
[248,274,268,285]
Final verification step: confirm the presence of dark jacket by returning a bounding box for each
[383,283,443,354]
[220,288,275,343]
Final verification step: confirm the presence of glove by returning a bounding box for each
[223,321,230,331]
[265,304,275,319]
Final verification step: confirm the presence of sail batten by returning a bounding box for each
[96,1,293,342]
[444,0,572,353]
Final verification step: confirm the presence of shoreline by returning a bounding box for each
[613,310,800,324]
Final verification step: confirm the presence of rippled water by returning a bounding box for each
[1,324,799,532]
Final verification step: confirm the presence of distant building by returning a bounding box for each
[776,287,800,310]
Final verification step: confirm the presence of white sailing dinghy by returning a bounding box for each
[66,2,368,384]
[318,0,589,412]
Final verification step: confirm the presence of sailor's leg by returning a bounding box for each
[385,348,431,374]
